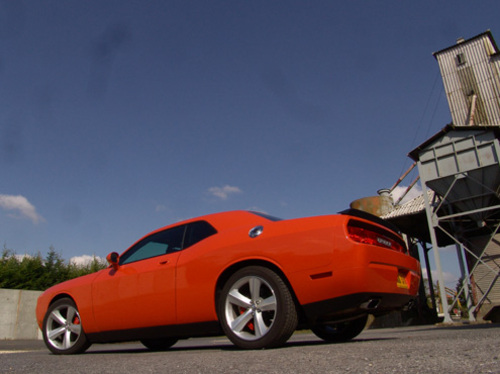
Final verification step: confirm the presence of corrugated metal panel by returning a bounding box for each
[381,190,432,219]
[492,54,500,104]
[468,234,500,304]
[435,33,500,126]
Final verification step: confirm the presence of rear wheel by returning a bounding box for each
[311,315,368,343]
[218,266,298,349]
[42,298,91,355]
[141,338,178,351]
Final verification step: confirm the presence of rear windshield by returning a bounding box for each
[249,211,282,221]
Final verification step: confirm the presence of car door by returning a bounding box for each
[91,225,186,332]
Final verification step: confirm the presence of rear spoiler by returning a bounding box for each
[339,208,402,235]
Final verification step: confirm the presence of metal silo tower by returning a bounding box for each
[434,31,500,127]
[354,31,500,324]
[413,31,500,323]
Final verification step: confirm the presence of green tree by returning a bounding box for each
[0,246,107,291]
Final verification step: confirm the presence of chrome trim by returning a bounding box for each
[248,225,264,238]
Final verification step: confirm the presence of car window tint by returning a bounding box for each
[184,221,217,249]
[121,241,167,264]
[120,225,186,265]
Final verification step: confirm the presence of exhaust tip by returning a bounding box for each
[361,299,381,310]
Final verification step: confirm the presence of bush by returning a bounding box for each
[0,246,107,291]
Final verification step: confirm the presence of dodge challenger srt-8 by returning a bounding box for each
[36,209,420,354]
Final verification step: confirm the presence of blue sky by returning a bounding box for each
[1,1,499,284]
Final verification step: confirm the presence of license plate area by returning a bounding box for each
[397,271,409,289]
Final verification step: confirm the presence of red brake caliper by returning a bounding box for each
[239,307,254,331]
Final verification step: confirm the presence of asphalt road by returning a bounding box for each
[1,324,499,374]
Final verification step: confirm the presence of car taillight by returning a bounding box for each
[347,220,406,253]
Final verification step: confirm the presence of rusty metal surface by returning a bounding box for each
[350,195,393,217]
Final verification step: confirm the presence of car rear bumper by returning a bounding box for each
[302,291,416,324]
[296,245,421,324]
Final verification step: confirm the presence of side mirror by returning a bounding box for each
[106,252,120,271]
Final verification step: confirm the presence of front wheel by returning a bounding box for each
[218,266,298,349]
[42,298,91,354]
[311,315,368,343]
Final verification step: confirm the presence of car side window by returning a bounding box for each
[184,221,217,249]
[120,225,187,265]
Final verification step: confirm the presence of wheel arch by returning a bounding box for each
[47,293,76,308]
[49,293,75,306]
[44,293,81,324]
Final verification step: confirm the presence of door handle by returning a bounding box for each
[159,260,169,265]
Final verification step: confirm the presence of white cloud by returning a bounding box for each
[69,254,105,266]
[391,184,422,205]
[155,204,167,212]
[207,185,242,200]
[14,253,34,261]
[421,268,459,287]
[0,194,45,224]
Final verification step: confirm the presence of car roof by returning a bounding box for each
[177,210,272,230]
[138,210,272,239]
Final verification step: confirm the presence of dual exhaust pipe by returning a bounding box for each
[360,298,381,310]
[360,298,416,311]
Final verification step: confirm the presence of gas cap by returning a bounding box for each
[249,225,264,238]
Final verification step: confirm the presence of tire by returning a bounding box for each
[42,298,91,355]
[311,315,368,343]
[141,338,178,351]
[218,266,298,349]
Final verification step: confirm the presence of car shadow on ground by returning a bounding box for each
[78,323,500,355]
[83,336,396,355]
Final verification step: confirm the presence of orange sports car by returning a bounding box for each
[36,209,420,354]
